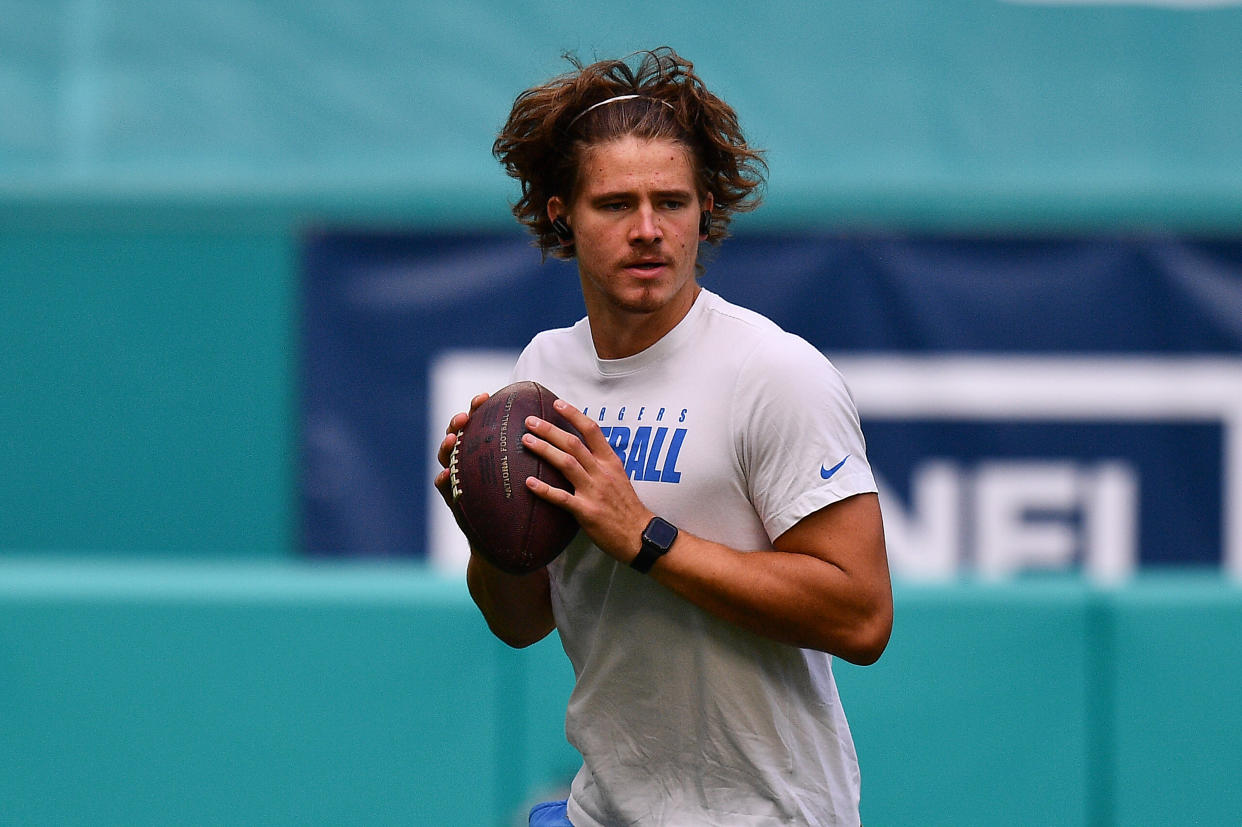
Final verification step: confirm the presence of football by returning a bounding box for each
[448,381,581,574]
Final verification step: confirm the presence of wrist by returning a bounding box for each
[632,516,678,574]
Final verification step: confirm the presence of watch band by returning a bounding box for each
[632,516,678,574]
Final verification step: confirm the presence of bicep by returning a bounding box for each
[773,493,891,609]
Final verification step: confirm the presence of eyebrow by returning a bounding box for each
[588,188,696,203]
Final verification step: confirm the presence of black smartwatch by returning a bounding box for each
[632,516,678,574]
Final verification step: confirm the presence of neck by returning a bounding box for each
[586,283,701,360]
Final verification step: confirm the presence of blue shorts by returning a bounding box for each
[528,799,573,826]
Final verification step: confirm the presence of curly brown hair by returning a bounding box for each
[492,47,767,261]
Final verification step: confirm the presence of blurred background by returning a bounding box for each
[3,1,1241,824]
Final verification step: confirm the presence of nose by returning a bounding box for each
[629,203,662,245]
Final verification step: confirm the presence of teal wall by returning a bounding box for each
[6,1,1242,229]
[0,205,297,555]
[3,563,1239,826]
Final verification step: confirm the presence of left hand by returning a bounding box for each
[521,398,653,564]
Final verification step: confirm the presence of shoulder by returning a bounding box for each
[512,318,594,393]
[516,317,590,368]
[697,290,783,342]
[525,317,587,349]
[698,291,839,387]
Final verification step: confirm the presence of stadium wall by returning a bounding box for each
[2,561,1238,826]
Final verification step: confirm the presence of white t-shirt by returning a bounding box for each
[512,289,878,826]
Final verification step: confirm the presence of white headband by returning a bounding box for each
[568,94,676,128]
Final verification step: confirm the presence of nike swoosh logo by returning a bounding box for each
[820,455,850,480]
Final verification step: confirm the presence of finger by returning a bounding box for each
[436,430,459,470]
[523,413,590,461]
[547,398,614,454]
[433,466,461,521]
[434,466,452,498]
[525,473,575,508]
[444,392,490,436]
[444,411,468,436]
[439,391,491,464]
[521,429,584,482]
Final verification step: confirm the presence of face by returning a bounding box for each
[549,136,711,355]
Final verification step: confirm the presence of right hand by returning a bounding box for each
[433,392,491,513]
[442,391,556,647]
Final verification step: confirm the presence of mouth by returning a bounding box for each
[623,258,669,276]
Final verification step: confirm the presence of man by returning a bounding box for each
[435,48,892,826]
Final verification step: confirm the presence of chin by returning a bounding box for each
[616,284,674,313]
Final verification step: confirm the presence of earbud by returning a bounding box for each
[551,217,573,242]
[699,211,712,236]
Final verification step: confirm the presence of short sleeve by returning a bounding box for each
[736,333,877,541]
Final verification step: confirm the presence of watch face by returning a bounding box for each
[645,517,678,549]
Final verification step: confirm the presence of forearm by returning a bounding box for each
[466,553,556,648]
[649,534,891,663]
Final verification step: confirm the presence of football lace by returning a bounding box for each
[448,437,463,501]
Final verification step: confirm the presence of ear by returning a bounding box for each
[547,197,573,243]
[546,196,565,224]
[699,192,715,239]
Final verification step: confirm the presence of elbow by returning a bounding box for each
[478,603,555,649]
[489,622,551,650]
[841,630,889,666]
[836,605,893,666]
